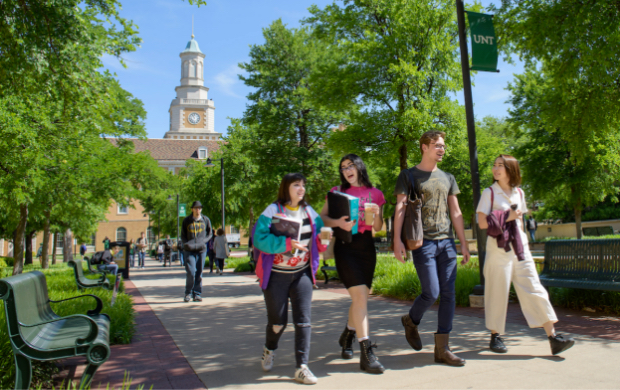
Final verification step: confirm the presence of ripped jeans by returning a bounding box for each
[263,266,313,367]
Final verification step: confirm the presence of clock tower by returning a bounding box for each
[164,35,220,140]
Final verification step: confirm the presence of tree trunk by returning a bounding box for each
[575,200,583,239]
[52,232,57,265]
[398,142,408,171]
[471,213,477,239]
[12,204,28,275]
[41,210,51,269]
[62,228,73,263]
[24,229,34,265]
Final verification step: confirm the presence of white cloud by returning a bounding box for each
[213,64,246,98]
[485,90,511,103]
[101,53,171,78]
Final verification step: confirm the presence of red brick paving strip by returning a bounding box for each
[54,280,207,390]
[303,276,620,342]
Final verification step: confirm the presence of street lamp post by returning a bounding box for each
[205,158,225,231]
[167,194,181,265]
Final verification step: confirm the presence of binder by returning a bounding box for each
[270,214,303,256]
[327,190,359,243]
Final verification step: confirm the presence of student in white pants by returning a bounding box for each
[476,155,575,356]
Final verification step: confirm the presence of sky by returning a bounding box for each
[102,0,524,139]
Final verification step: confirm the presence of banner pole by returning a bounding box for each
[456,0,486,295]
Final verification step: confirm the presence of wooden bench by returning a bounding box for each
[540,239,620,291]
[320,259,340,285]
[0,271,111,389]
[68,259,112,291]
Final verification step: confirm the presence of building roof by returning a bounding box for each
[110,138,221,161]
[182,38,202,54]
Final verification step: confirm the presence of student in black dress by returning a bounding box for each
[320,154,386,374]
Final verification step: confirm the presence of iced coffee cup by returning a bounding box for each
[365,203,377,225]
[320,227,332,245]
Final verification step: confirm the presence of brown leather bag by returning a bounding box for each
[390,169,424,251]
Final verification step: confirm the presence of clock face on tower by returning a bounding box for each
[188,112,201,125]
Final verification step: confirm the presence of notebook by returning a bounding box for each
[327,190,359,243]
[270,214,303,256]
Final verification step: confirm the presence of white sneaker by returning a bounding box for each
[294,365,318,385]
[261,346,275,372]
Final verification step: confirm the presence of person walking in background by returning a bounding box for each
[207,235,216,274]
[181,201,213,302]
[36,244,43,262]
[80,243,87,258]
[102,236,110,250]
[477,154,575,356]
[525,215,538,242]
[213,228,229,275]
[136,232,148,269]
[393,131,470,367]
[157,241,164,262]
[128,239,135,268]
[253,173,328,385]
[319,154,387,374]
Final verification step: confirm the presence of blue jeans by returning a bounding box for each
[529,229,536,242]
[409,238,458,334]
[98,263,119,276]
[138,251,145,267]
[179,251,184,266]
[184,251,206,296]
[130,253,135,267]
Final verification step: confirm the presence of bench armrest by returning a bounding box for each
[49,294,103,316]
[18,314,101,344]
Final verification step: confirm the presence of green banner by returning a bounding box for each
[179,203,187,217]
[467,11,498,72]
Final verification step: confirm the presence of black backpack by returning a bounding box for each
[90,251,105,265]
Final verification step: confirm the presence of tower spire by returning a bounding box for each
[191,15,194,39]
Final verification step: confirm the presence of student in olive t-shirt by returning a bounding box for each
[393,131,471,367]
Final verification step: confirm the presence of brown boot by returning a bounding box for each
[434,333,465,366]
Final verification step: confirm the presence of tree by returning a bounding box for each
[490,0,620,162]
[237,20,341,207]
[507,70,620,238]
[305,0,478,172]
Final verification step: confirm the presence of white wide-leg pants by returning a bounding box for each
[484,235,557,335]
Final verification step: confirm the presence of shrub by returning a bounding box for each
[0,264,136,388]
[0,257,14,267]
[374,230,387,238]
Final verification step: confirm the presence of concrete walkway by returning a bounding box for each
[128,257,620,389]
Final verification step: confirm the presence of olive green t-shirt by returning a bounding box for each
[393,167,460,240]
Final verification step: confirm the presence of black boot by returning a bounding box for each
[490,333,507,353]
[338,326,355,359]
[359,339,385,374]
[549,334,575,355]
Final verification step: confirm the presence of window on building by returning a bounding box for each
[147,227,155,245]
[118,204,128,214]
[198,147,208,159]
[56,233,64,248]
[230,226,239,234]
[116,227,127,242]
[90,234,96,246]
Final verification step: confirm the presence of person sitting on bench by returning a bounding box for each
[98,244,121,276]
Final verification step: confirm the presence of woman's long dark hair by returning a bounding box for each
[276,173,307,207]
[339,154,373,190]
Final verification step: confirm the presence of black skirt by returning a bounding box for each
[334,230,377,289]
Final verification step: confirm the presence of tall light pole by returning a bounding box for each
[205,158,225,231]
[167,194,180,264]
[456,0,487,295]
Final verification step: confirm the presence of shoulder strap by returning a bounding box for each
[489,186,494,214]
[406,169,418,200]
